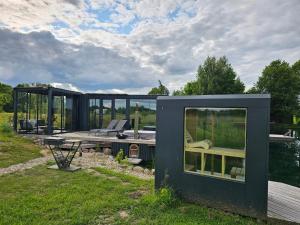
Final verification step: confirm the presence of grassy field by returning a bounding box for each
[0,112,13,125]
[0,166,257,225]
[0,112,42,168]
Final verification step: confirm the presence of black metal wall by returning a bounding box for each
[155,94,270,219]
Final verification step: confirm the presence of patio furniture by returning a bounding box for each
[123,130,155,140]
[19,120,45,134]
[185,145,245,179]
[44,137,81,171]
[89,119,118,136]
[19,120,34,132]
[94,120,128,136]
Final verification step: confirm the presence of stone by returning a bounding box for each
[151,169,155,175]
[119,211,129,219]
[103,148,111,155]
[144,168,151,175]
[133,166,144,173]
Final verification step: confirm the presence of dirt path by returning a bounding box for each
[0,156,52,176]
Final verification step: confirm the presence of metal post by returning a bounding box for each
[13,90,18,131]
[100,99,103,128]
[126,98,130,129]
[111,99,115,119]
[47,88,53,134]
[36,94,39,134]
[26,92,29,131]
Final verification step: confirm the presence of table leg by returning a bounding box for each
[222,155,225,176]
[211,155,214,175]
[201,152,205,173]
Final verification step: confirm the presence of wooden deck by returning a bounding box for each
[55,131,155,145]
[268,181,300,224]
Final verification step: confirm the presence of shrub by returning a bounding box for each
[115,149,124,163]
[0,123,13,135]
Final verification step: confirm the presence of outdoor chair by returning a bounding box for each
[89,119,119,136]
[19,119,45,134]
[95,119,128,136]
[19,120,34,133]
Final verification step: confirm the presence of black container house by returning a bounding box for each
[155,94,270,219]
[13,86,158,134]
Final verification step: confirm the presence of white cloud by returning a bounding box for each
[50,82,81,92]
[0,0,299,93]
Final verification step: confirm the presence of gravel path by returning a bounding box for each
[0,156,52,176]
[72,152,154,180]
[0,152,154,180]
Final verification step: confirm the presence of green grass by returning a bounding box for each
[0,112,42,168]
[0,166,257,225]
[0,112,13,125]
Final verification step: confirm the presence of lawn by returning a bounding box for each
[0,112,43,168]
[0,166,257,225]
[0,112,13,125]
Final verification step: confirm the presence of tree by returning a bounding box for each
[172,56,245,96]
[198,56,244,94]
[255,60,300,123]
[148,80,169,95]
[0,82,13,112]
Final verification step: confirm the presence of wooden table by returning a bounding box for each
[185,146,245,177]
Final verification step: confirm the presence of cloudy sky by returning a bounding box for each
[0,0,299,93]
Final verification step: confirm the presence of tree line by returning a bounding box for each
[149,56,300,127]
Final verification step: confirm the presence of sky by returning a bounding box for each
[0,0,299,94]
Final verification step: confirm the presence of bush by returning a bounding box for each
[0,123,13,135]
[115,149,124,163]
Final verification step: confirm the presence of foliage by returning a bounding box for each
[182,80,200,95]
[16,82,51,88]
[0,82,13,112]
[173,56,245,95]
[197,56,245,94]
[115,149,124,163]
[254,60,300,123]
[269,141,300,187]
[0,123,13,135]
[148,80,170,95]
[0,166,255,225]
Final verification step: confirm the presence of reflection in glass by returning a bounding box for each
[89,99,100,129]
[103,100,112,128]
[115,99,126,120]
[17,93,48,133]
[184,108,247,182]
[130,99,156,129]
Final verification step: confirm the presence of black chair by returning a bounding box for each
[89,119,119,136]
[96,120,128,136]
[19,120,34,132]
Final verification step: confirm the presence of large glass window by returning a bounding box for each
[103,100,112,128]
[115,99,126,120]
[17,92,48,133]
[184,108,247,182]
[89,99,100,129]
[65,97,73,131]
[130,99,156,129]
[52,96,64,132]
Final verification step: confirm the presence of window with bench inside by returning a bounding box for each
[184,107,247,182]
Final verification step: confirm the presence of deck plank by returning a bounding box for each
[54,131,156,145]
[268,181,300,223]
